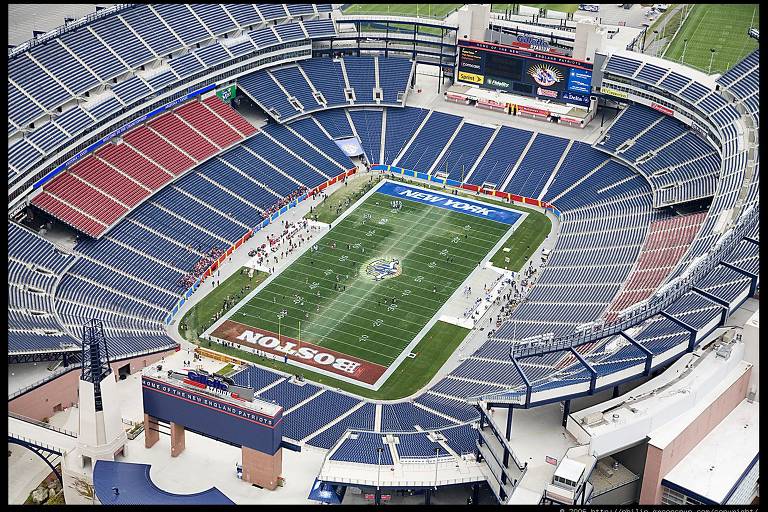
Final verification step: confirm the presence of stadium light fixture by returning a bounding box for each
[681,39,688,64]
[708,48,716,74]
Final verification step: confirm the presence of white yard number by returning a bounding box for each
[277,311,287,320]
[359,334,369,342]
[373,319,384,327]
[464,224,472,231]
[401,289,411,296]
[428,261,437,269]
[324,269,334,276]
[439,249,449,257]
[309,282,319,290]
[414,275,424,283]
[363,213,372,221]
[366,230,376,237]
[293,295,303,304]
[352,243,362,249]
[339,255,348,262]
[387,303,398,312]
[451,236,461,244]
[378,217,388,225]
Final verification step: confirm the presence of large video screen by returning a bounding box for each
[456,40,593,106]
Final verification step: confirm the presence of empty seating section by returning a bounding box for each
[287,4,315,16]
[132,203,225,254]
[231,365,283,390]
[330,432,393,465]
[151,187,245,244]
[189,4,236,35]
[659,71,691,93]
[302,19,336,38]
[468,126,532,187]
[70,157,147,207]
[299,59,348,106]
[504,134,569,196]
[383,107,429,164]
[238,70,297,119]
[217,146,300,197]
[60,28,127,82]
[262,122,342,176]
[152,4,211,46]
[248,27,279,48]
[175,101,241,148]
[396,111,462,172]
[256,4,288,21]
[224,4,262,27]
[225,38,257,57]
[377,58,413,103]
[598,105,663,152]
[696,265,752,304]
[312,108,354,138]
[203,96,258,136]
[29,40,97,95]
[343,56,376,102]
[90,16,154,68]
[175,166,266,226]
[86,96,123,120]
[274,23,305,42]
[97,142,173,189]
[396,433,448,459]
[258,379,319,409]
[149,113,219,160]
[349,109,383,163]
[269,66,318,111]
[35,172,127,225]
[111,76,152,105]
[415,394,482,423]
[603,54,642,77]
[9,54,71,110]
[107,221,200,270]
[243,134,327,189]
[284,391,360,441]
[679,81,710,103]
[8,83,44,128]
[286,118,353,169]
[381,403,455,432]
[33,194,106,237]
[119,5,181,56]
[605,212,706,320]
[169,53,204,78]
[194,43,230,67]
[635,63,667,84]
[9,139,43,173]
[663,291,722,331]
[433,122,495,181]
[542,142,608,201]
[306,403,376,449]
[620,116,687,162]
[30,97,255,237]
[56,107,95,136]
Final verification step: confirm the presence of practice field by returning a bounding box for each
[664,4,759,74]
[208,181,521,386]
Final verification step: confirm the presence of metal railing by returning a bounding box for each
[8,411,78,438]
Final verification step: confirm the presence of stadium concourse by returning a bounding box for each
[8,3,759,507]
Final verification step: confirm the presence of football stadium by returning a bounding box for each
[7,3,759,506]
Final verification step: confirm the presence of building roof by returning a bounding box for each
[661,399,759,504]
[555,458,585,483]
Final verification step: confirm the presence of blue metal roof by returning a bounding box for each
[93,460,234,505]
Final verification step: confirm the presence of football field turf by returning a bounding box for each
[213,184,516,383]
[664,4,759,74]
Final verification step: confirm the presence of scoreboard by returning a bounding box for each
[456,39,593,106]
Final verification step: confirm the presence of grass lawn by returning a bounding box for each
[177,266,269,341]
[216,363,236,376]
[663,4,759,74]
[342,4,463,19]
[489,210,551,271]
[195,320,469,400]
[225,188,511,367]
[305,174,384,224]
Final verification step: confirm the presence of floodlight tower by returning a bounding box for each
[76,319,127,466]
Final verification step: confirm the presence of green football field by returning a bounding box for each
[664,4,759,74]
[342,4,463,18]
[226,189,512,368]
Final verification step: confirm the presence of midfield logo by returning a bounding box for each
[363,257,402,281]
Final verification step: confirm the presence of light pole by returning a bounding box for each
[708,48,716,74]
[681,38,688,64]
[434,447,440,489]
[652,30,659,57]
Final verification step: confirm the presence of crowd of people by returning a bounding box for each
[178,247,225,290]
[259,186,308,222]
